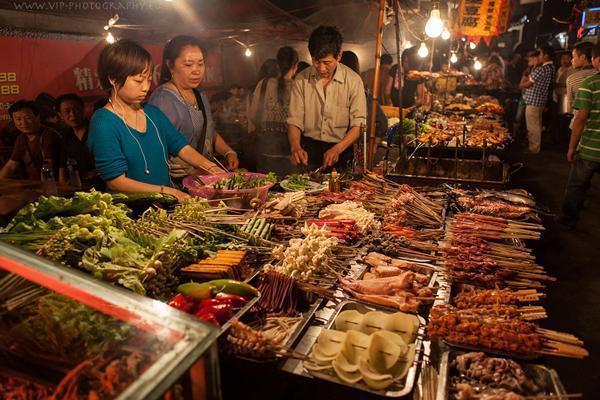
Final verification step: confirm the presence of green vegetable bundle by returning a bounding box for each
[209,172,277,191]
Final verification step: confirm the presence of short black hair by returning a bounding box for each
[159,35,205,84]
[574,42,594,62]
[308,26,343,59]
[381,53,393,65]
[297,61,310,73]
[340,51,360,74]
[55,93,84,112]
[593,44,600,59]
[539,46,555,59]
[98,39,152,90]
[527,50,540,58]
[9,100,38,118]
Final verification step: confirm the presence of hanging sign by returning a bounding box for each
[455,0,503,38]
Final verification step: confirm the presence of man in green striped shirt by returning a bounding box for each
[559,44,600,228]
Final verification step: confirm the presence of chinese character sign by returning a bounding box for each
[455,0,508,38]
[0,35,223,127]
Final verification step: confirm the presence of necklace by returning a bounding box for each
[172,81,198,110]
[108,97,169,176]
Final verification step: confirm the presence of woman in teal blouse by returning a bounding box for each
[87,39,223,201]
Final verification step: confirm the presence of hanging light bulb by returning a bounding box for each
[441,27,451,40]
[105,32,115,44]
[403,40,413,50]
[469,41,477,50]
[474,59,482,70]
[418,42,429,58]
[244,47,252,57]
[425,7,444,38]
[450,52,458,64]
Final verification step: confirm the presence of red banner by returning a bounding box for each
[0,35,223,128]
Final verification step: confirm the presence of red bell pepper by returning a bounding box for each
[214,292,248,308]
[196,302,233,325]
[195,310,220,326]
[167,294,194,313]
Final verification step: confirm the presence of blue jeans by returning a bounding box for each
[561,155,600,222]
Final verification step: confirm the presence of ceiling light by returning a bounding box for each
[425,7,444,38]
[450,53,458,63]
[441,28,451,40]
[418,42,429,58]
[474,59,482,70]
[469,41,477,50]
[106,32,115,44]
[244,47,252,57]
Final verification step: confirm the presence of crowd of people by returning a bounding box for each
[0,26,387,199]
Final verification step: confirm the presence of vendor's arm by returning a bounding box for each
[0,160,18,179]
[177,145,224,174]
[107,175,188,202]
[214,132,239,170]
[384,73,393,105]
[287,78,308,166]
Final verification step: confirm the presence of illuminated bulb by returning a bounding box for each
[441,28,451,40]
[244,47,252,57]
[403,41,413,50]
[108,14,119,27]
[425,8,444,38]
[418,42,429,58]
[103,25,109,31]
[469,41,477,50]
[461,37,466,42]
[450,53,458,63]
[474,59,482,70]
[106,32,115,44]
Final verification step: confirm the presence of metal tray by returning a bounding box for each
[436,350,567,400]
[284,300,426,398]
[218,292,261,338]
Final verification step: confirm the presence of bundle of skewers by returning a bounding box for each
[447,213,544,241]
[375,185,445,229]
[383,224,445,241]
[453,288,545,309]
[361,231,441,262]
[428,305,588,359]
[439,235,543,273]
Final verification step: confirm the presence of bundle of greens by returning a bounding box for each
[283,174,314,191]
[208,172,277,191]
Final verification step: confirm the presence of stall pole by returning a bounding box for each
[368,0,387,170]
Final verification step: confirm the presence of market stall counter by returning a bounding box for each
[0,242,221,400]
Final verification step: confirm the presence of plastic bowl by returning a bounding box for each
[182,172,275,208]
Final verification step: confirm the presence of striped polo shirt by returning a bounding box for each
[566,67,596,112]
[573,73,600,162]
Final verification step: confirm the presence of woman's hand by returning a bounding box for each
[165,186,189,202]
[225,152,239,170]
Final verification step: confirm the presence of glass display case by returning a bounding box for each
[0,241,221,400]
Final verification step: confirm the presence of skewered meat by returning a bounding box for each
[428,306,542,355]
[454,289,522,308]
[363,252,433,281]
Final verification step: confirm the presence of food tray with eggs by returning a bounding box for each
[284,300,426,397]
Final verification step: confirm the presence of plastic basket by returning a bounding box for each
[182,172,274,208]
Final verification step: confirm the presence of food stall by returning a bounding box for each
[0,170,588,399]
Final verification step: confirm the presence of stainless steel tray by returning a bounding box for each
[436,350,567,400]
[283,300,426,398]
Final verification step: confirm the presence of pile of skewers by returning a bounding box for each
[428,305,588,359]
[447,213,544,241]
[377,185,445,229]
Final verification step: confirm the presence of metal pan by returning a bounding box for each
[436,350,567,400]
[285,300,426,398]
